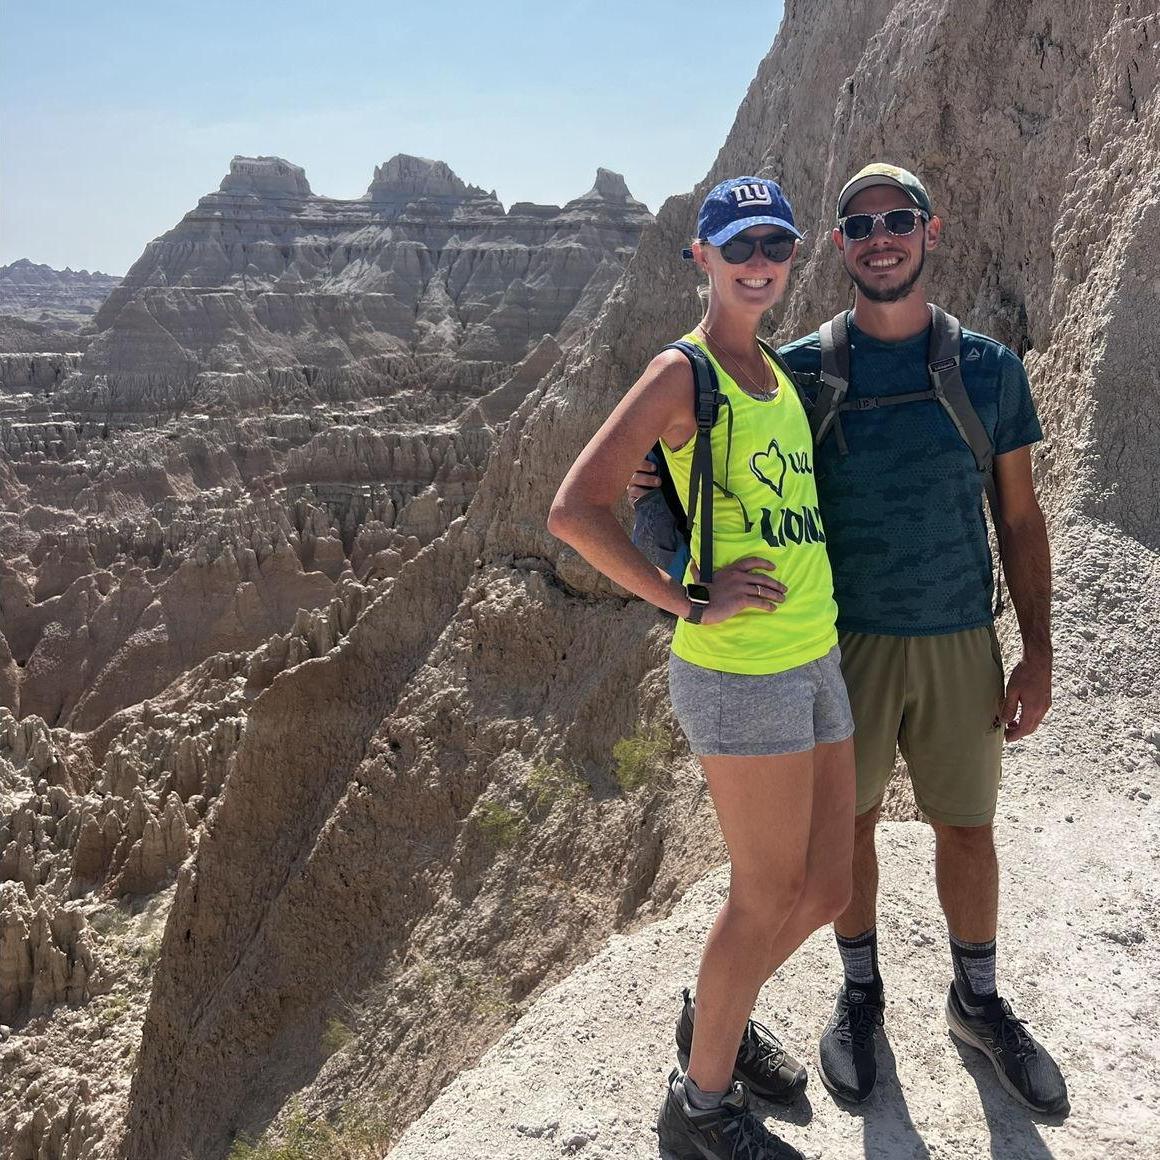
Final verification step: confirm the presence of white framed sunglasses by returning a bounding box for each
[837,208,929,241]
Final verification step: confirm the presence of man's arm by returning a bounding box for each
[994,445,1052,741]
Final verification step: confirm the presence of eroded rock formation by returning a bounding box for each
[1,3,1157,1159]
[0,153,638,1156]
[79,153,650,415]
[0,881,95,1023]
[0,160,645,736]
[0,260,120,332]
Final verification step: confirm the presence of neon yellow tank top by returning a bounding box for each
[664,333,838,675]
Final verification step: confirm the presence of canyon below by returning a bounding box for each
[1,1,1158,1158]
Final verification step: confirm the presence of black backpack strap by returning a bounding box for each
[838,387,937,410]
[663,340,720,583]
[815,312,852,453]
[926,306,1005,615]
[644,443,688,541]
[926,307,995,480]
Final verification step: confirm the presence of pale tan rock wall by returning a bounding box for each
[117,5,1159,1158]
[1,4,1157,1159]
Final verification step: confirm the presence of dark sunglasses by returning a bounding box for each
[837,208,928,241]
[717,231,797,264]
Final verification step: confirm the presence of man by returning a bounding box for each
[631,163,1068,1115]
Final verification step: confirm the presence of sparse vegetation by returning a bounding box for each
[96,992,132,1032]
[89,901,170,976]
[474,800,524,848]
[526,759,588,813]
[135,931,164,972]
[406,957,516,1020]
[227,1103,395,1160]
[612,729,669,792]
[89,903,134,940]
[414,959,447,991]
[472,981,519,1020]
[320,1017,353,1056]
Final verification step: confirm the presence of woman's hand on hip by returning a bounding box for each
[696,557,786,625]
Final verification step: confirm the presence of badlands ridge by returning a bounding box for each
[1,1,1159,1158]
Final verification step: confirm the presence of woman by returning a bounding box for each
[548,177,855,1160]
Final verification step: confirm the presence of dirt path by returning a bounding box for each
[390,688,1159,1160]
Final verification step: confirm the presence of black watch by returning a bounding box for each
[683,582,711,624]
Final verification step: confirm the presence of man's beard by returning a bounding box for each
[848,237,926,303]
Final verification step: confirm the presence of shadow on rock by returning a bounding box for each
[951,1038,1066,1159]
[761,1089,814,1129]
[849,1036,932,1160]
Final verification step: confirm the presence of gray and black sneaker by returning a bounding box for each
[946,985,1070,1115]
[817,982,884,1103]
[656,1069,804,1160]
[675,989,807,1104]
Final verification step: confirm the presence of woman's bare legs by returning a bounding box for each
[685,737,855,1094]
[760,737,856,973]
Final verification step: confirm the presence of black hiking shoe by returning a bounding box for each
[817,982,884,1103]
[656,1068,804,1160]
[675,989,807,1104]
[945,985,1070,1115]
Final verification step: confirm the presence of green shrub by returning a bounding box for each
[227,1103,395,1160]
[474,800,523,848]
[612,731,668,792]
[526,760,588,812]
[320,1017,353,1056]
[227,1107,316,1160]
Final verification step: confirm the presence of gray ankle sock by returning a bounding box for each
[950,934,998,1011]
[836,926,881,989]
[680,1071,728,1110]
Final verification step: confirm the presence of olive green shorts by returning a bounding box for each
[838,626,1005,827]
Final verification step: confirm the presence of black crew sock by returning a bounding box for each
[836,927,882,993]
[950,933,998,1011]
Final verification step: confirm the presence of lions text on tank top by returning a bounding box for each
[662,333,838,675]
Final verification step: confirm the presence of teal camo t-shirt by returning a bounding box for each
[779,317,1043,636]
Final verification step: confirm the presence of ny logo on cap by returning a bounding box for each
[732,183,773,207]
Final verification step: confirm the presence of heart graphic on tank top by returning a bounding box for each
[750,438,788,497]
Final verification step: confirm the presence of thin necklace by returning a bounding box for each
[697,323,778,400]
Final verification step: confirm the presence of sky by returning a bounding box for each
[0,1,786,275]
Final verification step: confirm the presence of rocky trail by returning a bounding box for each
[391,678,1159,1160]
[1,0,1158,1157]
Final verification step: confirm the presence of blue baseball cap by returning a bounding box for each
[696,176,802,246]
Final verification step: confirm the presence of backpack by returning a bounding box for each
[812,306,1004,614]
[630,307,1005,614]
[629,337,805,585]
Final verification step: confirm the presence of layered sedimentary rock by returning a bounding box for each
[0,352,84,394]
[0,349,540,732]
[0,317,86,355]
[0,160,645,738]
[0,260,120,331]
[108,5,1158,1160]
[2,3,1158,1159]
[80,154,650,415]
[0,161,646,1157]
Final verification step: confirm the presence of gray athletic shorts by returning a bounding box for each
[668,645,854,757]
